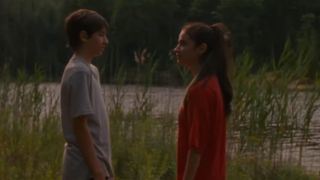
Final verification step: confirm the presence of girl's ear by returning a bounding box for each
[197,43,207,55]
[79,30,88,42]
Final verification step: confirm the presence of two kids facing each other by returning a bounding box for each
[60,9,233,180]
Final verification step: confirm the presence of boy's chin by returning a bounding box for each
[94,52,104,57]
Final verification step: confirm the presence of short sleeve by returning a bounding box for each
[187,86,214,154]
[90,65,101,83]
[69,71,93,119]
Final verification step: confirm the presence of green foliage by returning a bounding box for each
[228,156,319,180]
[219,0,320,67]
[1,0,320,82]
[228,36,320,177]
[0,66,63,180]
[109,109,176,180]
[106,66,176,179]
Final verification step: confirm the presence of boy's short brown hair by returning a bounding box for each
[64,9,109,50]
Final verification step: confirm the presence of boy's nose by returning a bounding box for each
[104,37,109,45]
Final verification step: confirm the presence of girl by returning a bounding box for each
[174,22,233,180]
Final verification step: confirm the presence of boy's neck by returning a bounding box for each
[74,49,94,64]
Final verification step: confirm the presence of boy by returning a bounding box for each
[60,9,113,180]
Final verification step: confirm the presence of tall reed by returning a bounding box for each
[0,66,63,180]
[228,37,320,178]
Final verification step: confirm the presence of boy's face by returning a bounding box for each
[83,28,108,57]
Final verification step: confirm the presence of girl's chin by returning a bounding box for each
[177,59,185,65]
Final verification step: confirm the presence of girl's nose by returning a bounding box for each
[173,46,179,54]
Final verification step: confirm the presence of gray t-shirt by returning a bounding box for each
[60,55,113,180]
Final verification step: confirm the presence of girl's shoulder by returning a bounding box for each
[190,76,219,93]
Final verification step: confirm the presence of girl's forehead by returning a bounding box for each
[179,30,191,41]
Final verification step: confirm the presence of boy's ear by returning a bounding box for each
[80,30,88,42]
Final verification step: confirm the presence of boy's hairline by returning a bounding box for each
[64,9,109,50]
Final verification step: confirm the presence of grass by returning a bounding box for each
[228,155,319,180]
[0,69,63,180]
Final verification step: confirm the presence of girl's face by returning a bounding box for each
[173,30,201,68]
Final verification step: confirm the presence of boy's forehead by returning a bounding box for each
[93,27,107,34]
[99,27,107,33]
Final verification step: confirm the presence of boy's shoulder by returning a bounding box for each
[61,56,92,83]
[65,56,92,74]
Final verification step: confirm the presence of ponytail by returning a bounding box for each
[195,23,233,115]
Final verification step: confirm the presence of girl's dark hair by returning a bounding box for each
[182,22,233,115]
[64,9,109,50]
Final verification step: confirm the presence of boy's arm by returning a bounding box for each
[73,115,108,180]
[183,148,201,180]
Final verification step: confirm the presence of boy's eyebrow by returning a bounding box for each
[99,28,107,33]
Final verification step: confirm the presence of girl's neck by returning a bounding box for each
[189,62,201,77]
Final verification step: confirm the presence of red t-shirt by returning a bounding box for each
[177,76,226,180]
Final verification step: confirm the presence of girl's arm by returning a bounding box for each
[183,148,201,180]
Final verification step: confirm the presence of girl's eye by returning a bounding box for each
[180,42,186,47]
[181,40,188,45]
